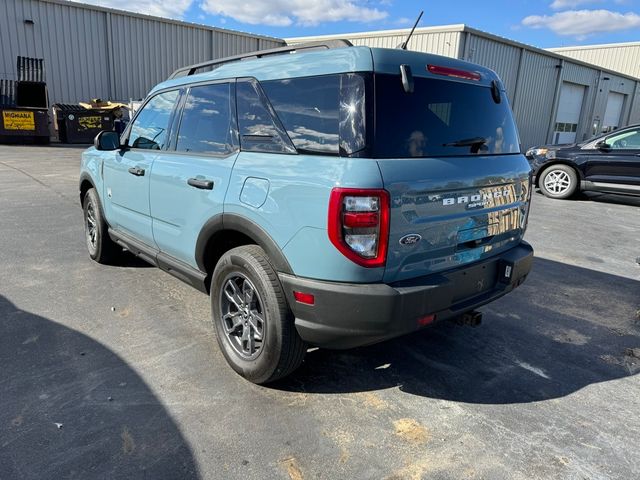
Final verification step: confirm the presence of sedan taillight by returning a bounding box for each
[328,188,390,268]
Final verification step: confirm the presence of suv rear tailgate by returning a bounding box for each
[377,155,531,283]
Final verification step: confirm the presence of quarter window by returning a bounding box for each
[128,90,179,150]
[176,83,237,155]
[236,80,295,154]
[262,76,340,155]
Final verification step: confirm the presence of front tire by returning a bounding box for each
[211,245,306,384]
[538,164,578,199]
[83,188,120,264]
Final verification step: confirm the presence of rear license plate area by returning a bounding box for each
[450,261,498,303]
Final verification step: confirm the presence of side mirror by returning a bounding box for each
[595,140,611,152]
[94,131,121,151]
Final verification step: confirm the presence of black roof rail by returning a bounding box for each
[168,39,353,79]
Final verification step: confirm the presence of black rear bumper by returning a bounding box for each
[279,241,533,349]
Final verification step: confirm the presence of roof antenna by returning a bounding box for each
[398,11,424,50]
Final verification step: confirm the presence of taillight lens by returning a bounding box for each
[328,188,390,268]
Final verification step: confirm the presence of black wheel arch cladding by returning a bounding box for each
[195,213,293,276]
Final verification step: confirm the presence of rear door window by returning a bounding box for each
[176,83,237,155]
[373,75,520,158]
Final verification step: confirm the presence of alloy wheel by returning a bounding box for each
[219,273,266,360]
[543,169,572,195]
[86,201,98,251]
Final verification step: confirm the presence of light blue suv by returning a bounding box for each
[80,41,533,383]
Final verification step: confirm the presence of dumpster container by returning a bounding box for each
[0,57,50,145]
[54,104,115,144]
[0,106,50,144]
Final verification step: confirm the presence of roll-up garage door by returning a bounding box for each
[554,82,585,144]
[603,92,625,133]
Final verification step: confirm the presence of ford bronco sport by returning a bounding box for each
[80,41,533,384]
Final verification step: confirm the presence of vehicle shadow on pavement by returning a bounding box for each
[275,257,640,404]
[111,249,156,268]
[0,295,198,480]
[581,191,640,207]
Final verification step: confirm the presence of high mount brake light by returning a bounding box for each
[328,188,390,268]
[427,64,481,81]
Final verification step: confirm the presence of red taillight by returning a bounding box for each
[427,64,481,81]
[417,314,435,326]
[293,291,315,305]
[328,188,390,268]
[343,212,379,228]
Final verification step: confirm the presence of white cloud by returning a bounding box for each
[550,0,601,9]
[522,9,640,39]
[393,17,413,26]
[200,0,388,27]
[78,0,193,18]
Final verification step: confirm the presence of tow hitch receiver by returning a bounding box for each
[450,310,483,327]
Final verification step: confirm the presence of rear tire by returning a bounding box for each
[83,188,120,264]
[538,164,578,199]
[211,245,306,384]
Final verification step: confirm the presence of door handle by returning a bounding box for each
[128,167,145,176]
[187,178,214,190]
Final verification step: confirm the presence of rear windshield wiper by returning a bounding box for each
[443,136,488,153]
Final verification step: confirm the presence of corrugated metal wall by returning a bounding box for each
[345,30,461,58]
[549,44,640,80]
[629,88,640,125]
[1,0,111,104]
[288,28,462,59]
[510,51,561,149]
[461,33,521,102]
[0,0,284,105]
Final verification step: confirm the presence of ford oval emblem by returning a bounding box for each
[399,234,422,246]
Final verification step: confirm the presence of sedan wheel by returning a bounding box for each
[539,165,578,199]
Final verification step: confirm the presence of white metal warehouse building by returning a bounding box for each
[289,25,640,149]
[0,0,284,106]
[549,42,640,81]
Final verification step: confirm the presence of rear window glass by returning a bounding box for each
[374,74,520,158]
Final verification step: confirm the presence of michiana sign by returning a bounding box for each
[2,111,35,131]
[78,116,102,130]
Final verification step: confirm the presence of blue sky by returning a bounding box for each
[79,0,640,47]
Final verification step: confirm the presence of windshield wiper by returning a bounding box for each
[443,136,488,154]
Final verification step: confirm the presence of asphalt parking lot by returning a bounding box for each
[1,144,639,480]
